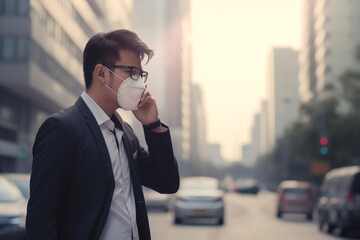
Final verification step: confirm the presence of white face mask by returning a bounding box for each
[104,67,146,111]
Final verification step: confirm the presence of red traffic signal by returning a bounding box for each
[319,136,329,155]
[320,137,328,146]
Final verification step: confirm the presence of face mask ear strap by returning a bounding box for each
[105,66,126,81]
[102,80,118,96]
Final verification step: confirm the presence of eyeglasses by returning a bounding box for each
[106,65,148,82]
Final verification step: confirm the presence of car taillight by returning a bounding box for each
[347,192,355,204]
[279,191,285,201]
[214,196,223,202]
[176,195,185,201]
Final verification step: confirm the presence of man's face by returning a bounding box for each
[107,49,143,92]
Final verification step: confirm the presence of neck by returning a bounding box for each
[86,88,117,118]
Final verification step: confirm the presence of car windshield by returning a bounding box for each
[181,178,219,190]
[351,173,360,193]
[284,188,311,197]
[238,179,258,187]
[0,178,22,203]
[12,179,30,199]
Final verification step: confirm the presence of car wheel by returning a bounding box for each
[276,210,282,218]
[324,219,335,233]
[218,218,224,225]
[334,218,347,237]
[174,217,182,224]
[319,212,334,233]
[306,212,313,221]
[318,213,325,230]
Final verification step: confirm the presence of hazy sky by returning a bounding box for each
[191,0,302,161]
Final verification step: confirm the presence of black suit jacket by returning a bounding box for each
[26,97,179,240]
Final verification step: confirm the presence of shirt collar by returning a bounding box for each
[81,91,110,127]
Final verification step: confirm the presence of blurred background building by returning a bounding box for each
[267,48,299,152]
[0,0,212,172]
[0,0,131,172]
[131,0,195,162]
[244,48,299,166]
[299,0,360,111]
[206,143,222,167]
[242,0,360,173]
[189,83,207,163]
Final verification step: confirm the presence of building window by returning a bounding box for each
[0,36,28,61]
[30,3,83,63]
[18,0,29,14]
[0,126,17,142]
[16,37,28,60]
[0,0,29,15]
[30,41,84,96]
[3,0,16,14]
[2,37,15,60]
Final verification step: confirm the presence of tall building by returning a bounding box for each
[249,113,261,167]
[189,83,207,163]
[245,100,270,166]
[206,143,222,167]
[165,1,192,161]
[259,100,269,156]
[268,48,299,151]
[0,0,131,172]
[131,0,167,114]
[299,0,317,103]
[132,0,192,161]
[300,0,360,110]
[241,144,251,166]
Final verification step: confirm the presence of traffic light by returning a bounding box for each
[319,136,329,155]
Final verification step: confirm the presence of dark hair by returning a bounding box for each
[83,29,154,88]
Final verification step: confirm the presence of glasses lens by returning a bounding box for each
[142,72,148,82]
[131,68,141,80]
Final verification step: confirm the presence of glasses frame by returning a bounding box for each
[106,64,148,82]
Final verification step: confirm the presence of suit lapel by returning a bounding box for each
[75,98,115,189]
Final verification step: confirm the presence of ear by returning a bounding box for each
[94,64,106,82]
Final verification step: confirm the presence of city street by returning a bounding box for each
[148,191,359,240]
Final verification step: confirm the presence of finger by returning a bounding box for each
[139,94,155,107]
[140,90,150,101]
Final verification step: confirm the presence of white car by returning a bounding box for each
[2,173,30,200]
[0,176,27,238]
[173,177,225,225]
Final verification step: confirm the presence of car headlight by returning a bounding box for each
[9,216,26,228]
[214,196,223,202]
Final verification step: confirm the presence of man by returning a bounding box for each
[26,29,179,240]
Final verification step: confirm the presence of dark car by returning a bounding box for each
[233,178,260,195]
[317,166,360,236]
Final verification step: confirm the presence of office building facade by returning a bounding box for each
[268,48,299,151]
[299,0,360,110]
[0,0,131,172]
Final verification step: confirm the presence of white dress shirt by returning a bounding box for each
[81,92,139,240]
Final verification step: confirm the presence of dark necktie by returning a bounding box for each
[109,129,119,150]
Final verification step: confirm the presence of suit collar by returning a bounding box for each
[77,95,125,132]
[80,92,109,127]
[75,97,115,189]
